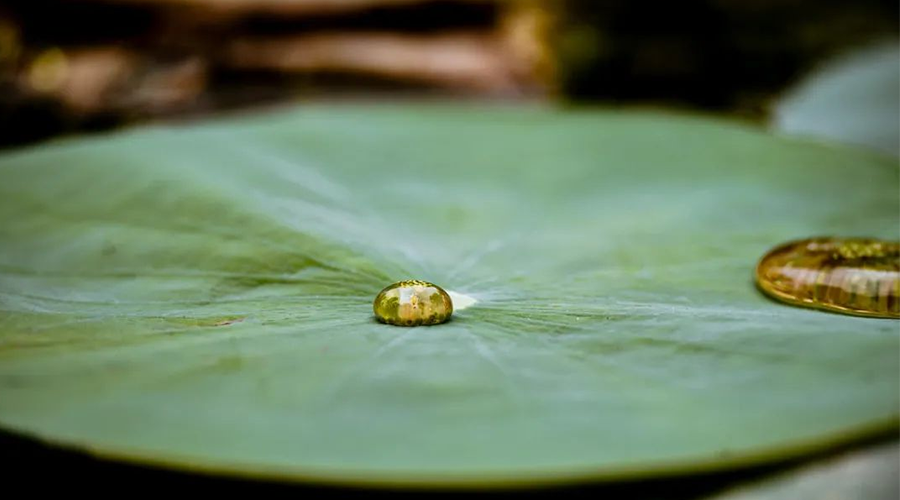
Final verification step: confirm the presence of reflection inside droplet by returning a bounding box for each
[373,280,454,326]
[755,237,900,318]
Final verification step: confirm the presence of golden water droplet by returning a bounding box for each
[373,280,453,326]
[755,237,900,318]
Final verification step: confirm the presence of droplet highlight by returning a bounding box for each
[447,290,477,311]
[755,237,900,318]
[373,280,454,326]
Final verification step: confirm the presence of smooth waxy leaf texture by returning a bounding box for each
[0,104,897,487]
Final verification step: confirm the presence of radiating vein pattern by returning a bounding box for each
[0,104,897,484]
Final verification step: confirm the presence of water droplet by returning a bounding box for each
[755,237,900,318]
[373,280,453,326]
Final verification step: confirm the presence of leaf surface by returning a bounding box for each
[0,104,897,487]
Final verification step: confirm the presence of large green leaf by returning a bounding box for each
[0,104,897,487]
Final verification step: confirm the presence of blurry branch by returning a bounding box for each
[101,0,507,17]
[27,48,129,113]
[224,31,536,94]
[224,32,513,91]
[1,0,552,144]
[21,47,207,116]
[216,0,553,95]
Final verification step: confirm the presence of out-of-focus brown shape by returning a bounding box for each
[225,31,525,93]
[500,2,555,91]
[121,58,208,115]
[0,19,21,66]
[91,0,501,16]
[25,47,137,113]
[20,47,207,116]
[216,0,552,96]
[2,0,552,146]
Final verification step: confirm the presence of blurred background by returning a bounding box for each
[0,2,897,496]
[0,0,897,150]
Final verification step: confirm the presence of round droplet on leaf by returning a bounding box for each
[755,237,900,318]
[373,280,454,326]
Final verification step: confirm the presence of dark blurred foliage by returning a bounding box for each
[0,0,551,147]
[0,0,897,148]
[559,0,899,116]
